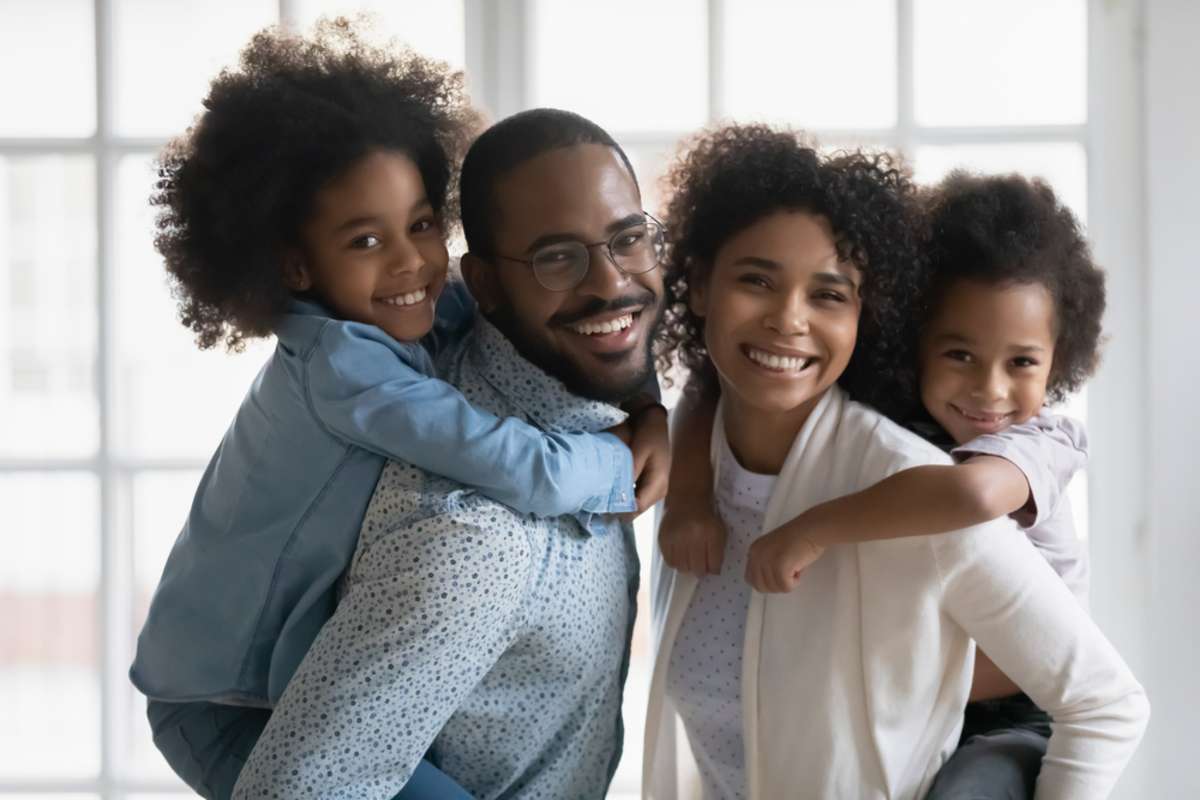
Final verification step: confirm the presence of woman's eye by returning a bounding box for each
[944,349,972,363]
[814,290,846,303]
[350,234,381,249]
[738,274,771,289]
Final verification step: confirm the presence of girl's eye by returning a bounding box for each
[350,234,381,249]
[410,217,438,235]
[944,349,973,363]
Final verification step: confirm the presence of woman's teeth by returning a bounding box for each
[379,287,427,307]
[569,314,634,336]
[747,347,813,372]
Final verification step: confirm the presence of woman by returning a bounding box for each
[644,124,1147,799]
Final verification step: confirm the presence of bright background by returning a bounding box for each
[0,0,1195,798]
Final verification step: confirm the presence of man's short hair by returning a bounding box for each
[460,108,638,256]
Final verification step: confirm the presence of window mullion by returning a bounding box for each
[896,0,915,158]
[707,0,725,123]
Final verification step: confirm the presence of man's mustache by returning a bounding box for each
[549,291,659,327]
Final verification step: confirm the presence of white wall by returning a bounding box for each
[1142,0,1200,795]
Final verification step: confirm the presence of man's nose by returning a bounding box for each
[574,245,629,298]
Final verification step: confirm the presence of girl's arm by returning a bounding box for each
[746,456,1028,593]
[308,322,637,520]
[936,523,1149,797]
[658,383,728,574]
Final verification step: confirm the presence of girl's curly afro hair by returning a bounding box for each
[655,124,929,421]
[154,17,480,351]
[924,171,1106,402]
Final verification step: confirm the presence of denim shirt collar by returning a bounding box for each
[466,314,628,435]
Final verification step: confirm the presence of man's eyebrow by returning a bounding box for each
[332,197,432,233]
[523,213,647,253]
[730,256,858,288]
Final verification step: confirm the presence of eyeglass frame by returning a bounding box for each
[488,212,667,292]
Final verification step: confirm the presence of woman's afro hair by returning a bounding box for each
[924,171,1106,402]
[655,124,929,421]
[153,17,480,350]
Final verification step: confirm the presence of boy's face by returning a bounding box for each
[289,149,449,342]
[919,279,1057,445]
[465,143,663,403]
[690,210,862,420]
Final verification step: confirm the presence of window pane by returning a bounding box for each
[530,0,707,133]
[113,155,274,459]
[0,0,95,136]
[914,0,1086,126]
[912,142,1088,223]
[296,0,465,68]
[0,156,98,458]
[722,0,896,129]
[624,144,675,221]
[123,471,203,782]
[0,473,100,779]
[113,0,278,137]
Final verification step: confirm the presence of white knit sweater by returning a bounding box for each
[644,387,1149,800]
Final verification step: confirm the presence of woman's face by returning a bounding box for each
[691,210,862,418]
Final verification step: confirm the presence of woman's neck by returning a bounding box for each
[719,386,825,474]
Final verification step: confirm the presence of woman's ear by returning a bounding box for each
[282,250,312,292]
[461,252,500,314]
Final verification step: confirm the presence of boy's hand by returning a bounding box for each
[659,502,727,575]
[628,404,670,514]
[745,521,827,593]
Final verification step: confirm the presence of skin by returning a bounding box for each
[285,149,449,343]
[919,279,1057,446]
[462,143,663,405]
[689,210,862,475]
[461,141,669,511]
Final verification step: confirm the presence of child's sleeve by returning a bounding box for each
[950,411,1088,528]
[306,323,636,518]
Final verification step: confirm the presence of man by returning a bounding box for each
[233,109,666,799]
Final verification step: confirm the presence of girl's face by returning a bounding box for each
[289,149,449,342]
[919,279,1056,445]
[691,210,862,419]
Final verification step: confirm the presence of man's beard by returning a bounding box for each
[489,291,664,405]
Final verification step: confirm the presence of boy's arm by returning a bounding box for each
[309,323,636,519]
[745,456,1028,593]
[658,383,727,574]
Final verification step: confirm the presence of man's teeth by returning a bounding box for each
[380,287,427,307]
[569,314,634,336]
[747,347,813,372]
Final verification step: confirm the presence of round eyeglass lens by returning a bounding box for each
[531,243,589,290]
[611,220,665,274]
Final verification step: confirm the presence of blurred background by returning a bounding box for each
[0,0,1195,797]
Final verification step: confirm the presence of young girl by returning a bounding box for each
[661,170,1107,798]
[646,125,1146,799]
[130,21,665,800]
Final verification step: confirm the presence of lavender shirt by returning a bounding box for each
[951,410,1090,608]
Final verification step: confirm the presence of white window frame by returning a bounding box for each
[0,0,1144,796]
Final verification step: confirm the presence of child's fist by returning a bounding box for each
[745,525,827,593]
[659,504,727,575]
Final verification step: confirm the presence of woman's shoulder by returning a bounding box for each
[839,396,952,475]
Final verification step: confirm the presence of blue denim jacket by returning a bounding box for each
[130,290,635,707]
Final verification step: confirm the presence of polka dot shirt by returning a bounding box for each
[233,317,640,800]
[666,430,776,800]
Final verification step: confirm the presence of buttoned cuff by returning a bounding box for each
[580,432,637,518]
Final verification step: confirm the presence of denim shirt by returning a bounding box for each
[130,292,635,707]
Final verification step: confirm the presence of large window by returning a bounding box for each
[0,1,1089,797]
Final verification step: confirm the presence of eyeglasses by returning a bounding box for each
[493,213,667,291]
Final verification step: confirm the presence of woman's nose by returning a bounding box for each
[764,295,809,335]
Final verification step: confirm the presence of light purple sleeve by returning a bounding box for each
[950,410,1088,528]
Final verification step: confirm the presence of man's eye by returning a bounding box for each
[1012,356,1039,368]
[350,234,381,249]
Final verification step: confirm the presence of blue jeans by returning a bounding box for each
[146,700,473,800]
[926,693,1052,800]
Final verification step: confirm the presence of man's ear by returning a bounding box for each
[461,252,501,314]
[282,249,312,292]
[687,261,709,318]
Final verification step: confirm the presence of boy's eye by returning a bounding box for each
[350,234,381,249]
[944,349,973,363]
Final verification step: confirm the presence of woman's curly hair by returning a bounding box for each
[924,171,1106,402]
[153,17,480,350]
[655,124,929,421]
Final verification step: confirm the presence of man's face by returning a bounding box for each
[469,143,664,403]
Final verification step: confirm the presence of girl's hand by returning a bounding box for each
[659,501,727,575]
[745,521,827,593]
[629,404,670,514]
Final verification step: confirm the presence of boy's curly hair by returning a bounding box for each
[153,17,480,350]
[924,171,1106,402]
[655,124,929,421]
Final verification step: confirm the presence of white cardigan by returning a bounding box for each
[644,387,1148,800]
